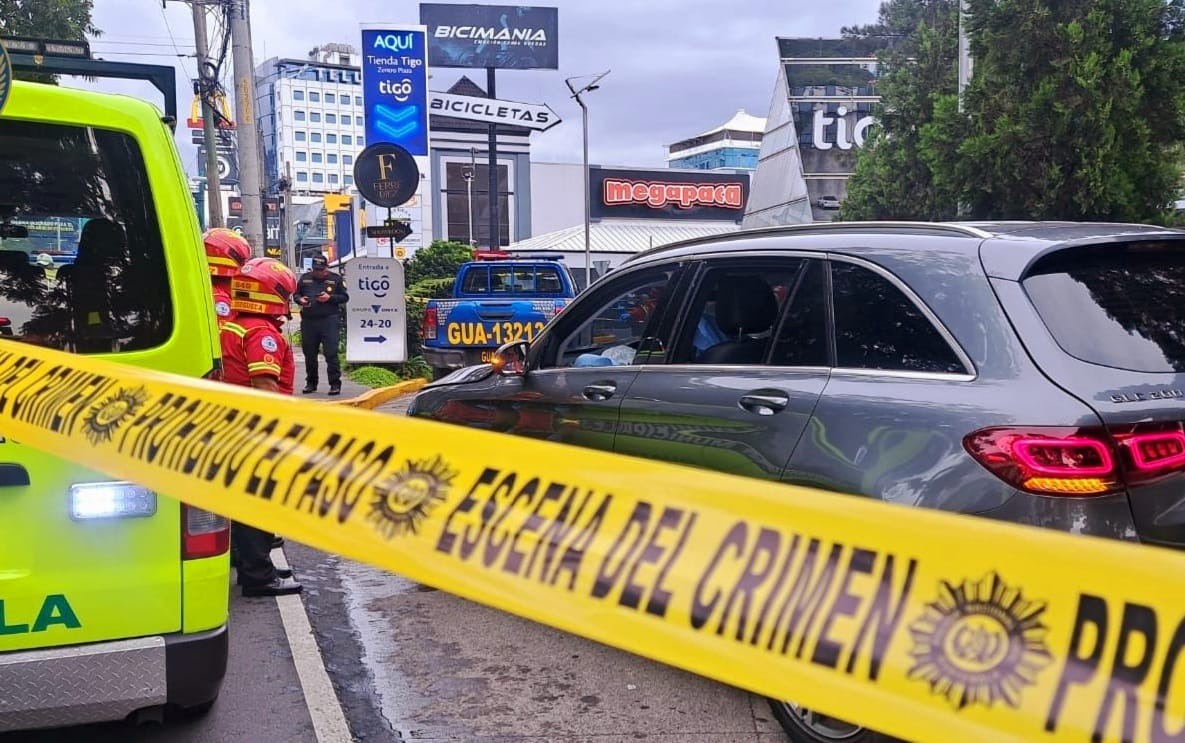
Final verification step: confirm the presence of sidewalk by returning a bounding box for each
[291,349,369,400]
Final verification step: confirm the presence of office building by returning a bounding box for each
[255,44,366,196]
[666,109,765,171]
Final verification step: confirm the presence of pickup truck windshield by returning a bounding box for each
[0,119,172,353]
[460,264,565,295]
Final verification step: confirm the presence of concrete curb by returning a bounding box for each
[337,378,428,410]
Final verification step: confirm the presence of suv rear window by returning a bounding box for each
[1024,243,1185,372]
[0,120,172,353]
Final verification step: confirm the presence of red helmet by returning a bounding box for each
[203,228,251,277]
[230,258,297,316]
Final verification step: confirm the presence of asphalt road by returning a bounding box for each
[0,579,318,743]
[3,393,791,743]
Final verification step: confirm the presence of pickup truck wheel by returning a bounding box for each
[431,367,451,381]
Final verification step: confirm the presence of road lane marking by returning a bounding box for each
[272,547,353,743]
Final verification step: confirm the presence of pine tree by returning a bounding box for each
[936,0,1185,220]
[839,0,961,221]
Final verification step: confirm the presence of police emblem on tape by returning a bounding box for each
[83,387,151,445]
[261,335,279,352]
[907,572,1051,709]
[367,454,457,539]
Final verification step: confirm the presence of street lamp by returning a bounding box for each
[565,71,610,290]
[463,147,477,247]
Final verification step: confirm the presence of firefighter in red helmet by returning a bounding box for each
[220,257,302,596]
[202,228,251,328]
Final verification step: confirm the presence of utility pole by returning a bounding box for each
[486,68,499,250]
[228,0,265,255]
[191,1,224,227]
[281,161,294,267]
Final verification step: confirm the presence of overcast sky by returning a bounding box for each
[83,0,882,176]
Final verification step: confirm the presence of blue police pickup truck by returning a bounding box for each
[421,253,576,379]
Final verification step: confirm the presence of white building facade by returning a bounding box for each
[256,44,367,196]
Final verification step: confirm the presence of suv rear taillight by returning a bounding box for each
[183,504,230,559]
[965,424,1185,497]
[423,307,438,340]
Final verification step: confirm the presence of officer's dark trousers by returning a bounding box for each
[232,522,276,587]
[301,315,340,387]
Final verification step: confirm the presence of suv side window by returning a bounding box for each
[671,259,808,365]
[770,260,829,367]
[831,261,965,374]
[461,266,489,294]
[545,267,677,369]
[0,120,172,353]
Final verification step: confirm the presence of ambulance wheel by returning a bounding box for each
[767,698,891,743]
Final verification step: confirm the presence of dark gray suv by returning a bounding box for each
[409,221,1185,742]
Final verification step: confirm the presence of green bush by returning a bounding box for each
[408,276,456,298]
[347,365,401,388]
[404,241,474,286]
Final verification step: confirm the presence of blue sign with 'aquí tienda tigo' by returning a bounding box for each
[360,27,430,155]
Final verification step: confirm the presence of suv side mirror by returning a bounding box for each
[491,340,528,376]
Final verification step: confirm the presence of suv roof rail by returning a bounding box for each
[623,221,994,264]
[473,251,566,262]
[2,36,178,124]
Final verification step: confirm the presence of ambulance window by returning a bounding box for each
[0,120,172,353]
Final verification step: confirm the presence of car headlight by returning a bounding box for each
[70,482,157,520]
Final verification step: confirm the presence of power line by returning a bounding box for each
[159,1,196,80]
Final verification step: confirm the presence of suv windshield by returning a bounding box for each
[0,120,172,353]
[1023,242,1185,372]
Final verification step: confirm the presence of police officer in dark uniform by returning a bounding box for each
[295,254,349,395]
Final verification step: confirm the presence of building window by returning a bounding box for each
[312,152,323,163]
[327,153,338,164]
[310,92,320,102]
[311,132,322,143]
[313,172,324,183]
[295,131,307,142]
[355,95,363,106]
[296,151,307,162]
[325,93,335,104]
[341,115,351,126]
[294,110,306,121]
[344,175,354,186]
[310,112,321,123]
[443,162,512,247]
[343,154,353,165]
[327,133,337,144]
[329,173,339,184]
[293,90,305,101]
[342,135,352,145]
[326,113,336,124]
[297,171,308,182]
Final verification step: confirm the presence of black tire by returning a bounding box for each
[766,697,897,743]
[185,699,217,717]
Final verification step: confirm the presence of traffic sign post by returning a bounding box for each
[345,257,407,363]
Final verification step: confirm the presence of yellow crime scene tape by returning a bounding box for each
[1,341,1184,743]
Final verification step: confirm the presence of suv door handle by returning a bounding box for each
[583,382,617,402]
[738,391,789,416]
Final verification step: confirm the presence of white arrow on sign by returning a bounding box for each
[429,91,562,132]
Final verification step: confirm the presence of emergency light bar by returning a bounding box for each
[2,36,176,123]
[0,36,91,59]
[473,251,566,261]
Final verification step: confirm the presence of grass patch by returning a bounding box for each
[347,365,401,388]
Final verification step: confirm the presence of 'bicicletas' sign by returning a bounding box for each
[429,91,559,130]
[590,168,750,222]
